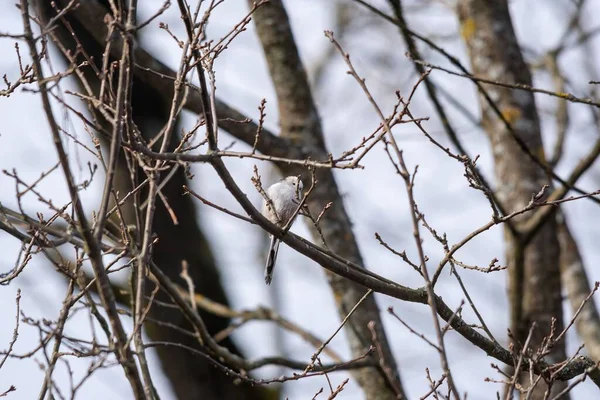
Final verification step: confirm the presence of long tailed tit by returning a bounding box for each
[261,176,304,284]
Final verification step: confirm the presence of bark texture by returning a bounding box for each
[457,1,567,397]
[557,214,600,361]
[250,1,405,399]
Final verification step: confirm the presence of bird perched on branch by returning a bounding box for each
[261,176,304,284]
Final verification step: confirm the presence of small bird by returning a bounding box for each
[261,176,304,284]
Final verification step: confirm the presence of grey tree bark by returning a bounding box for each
[249,1,406,399]
[457,1,567,397]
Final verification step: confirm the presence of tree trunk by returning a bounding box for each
[457,1,567,397]
[249,1,406,399]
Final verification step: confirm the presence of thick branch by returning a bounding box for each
[249,1,404,398]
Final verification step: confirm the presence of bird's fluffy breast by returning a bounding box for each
[262,182,299,226]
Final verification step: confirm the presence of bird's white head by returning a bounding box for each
[283,176,303,197]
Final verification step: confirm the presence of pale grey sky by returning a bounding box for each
[0,0,599,399]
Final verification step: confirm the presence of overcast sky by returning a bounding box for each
[1,0,599,398]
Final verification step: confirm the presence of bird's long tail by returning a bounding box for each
[264,235,281,285]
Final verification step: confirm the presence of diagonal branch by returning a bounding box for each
[360,0,600,208]
[248,1,405,398]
